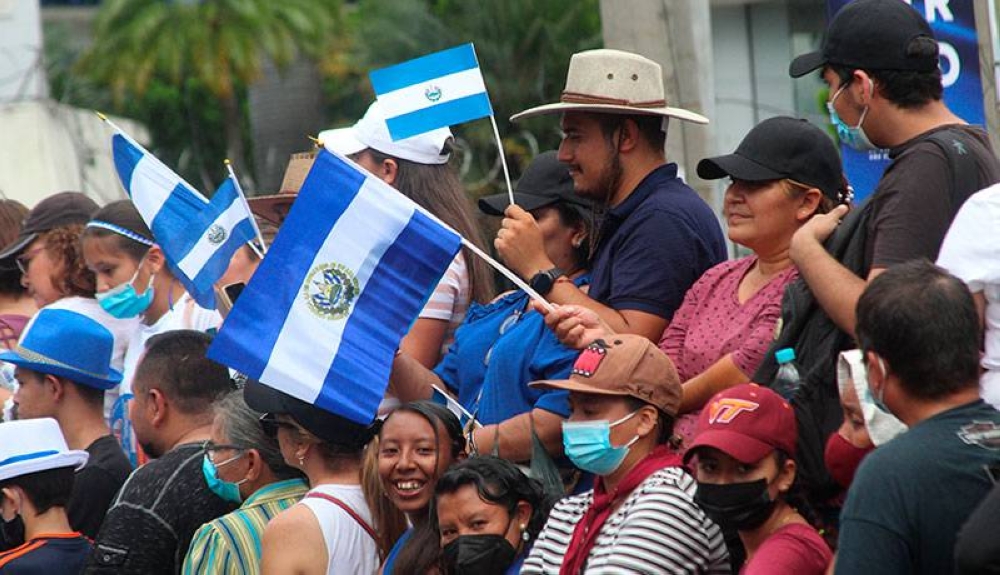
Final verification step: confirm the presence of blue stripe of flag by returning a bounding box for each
[112,135,141,189]
[385,93,493,141]
[370,43,479,95]
[207,152,367,379]
[317,210,461,422]
[149,183,210,258]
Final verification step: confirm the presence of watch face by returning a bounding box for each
[530,271,555,295]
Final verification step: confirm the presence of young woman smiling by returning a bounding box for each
[377,402,466,575]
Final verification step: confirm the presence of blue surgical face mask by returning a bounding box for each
[866,355,892,414]
[95,259,155,319]
[562,410,640,476]
[827,81,876,151]
[202,454,246,503]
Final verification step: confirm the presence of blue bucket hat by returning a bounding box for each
[0,308,122,390]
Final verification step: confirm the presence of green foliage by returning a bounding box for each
[74,0,343,188]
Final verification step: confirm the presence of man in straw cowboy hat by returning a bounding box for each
[497,49,726,342]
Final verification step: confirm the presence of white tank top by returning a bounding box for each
[298,484,378,575]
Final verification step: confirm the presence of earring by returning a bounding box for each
[520,523,529,542]
[572,238,582,248]
[297,455,305,466]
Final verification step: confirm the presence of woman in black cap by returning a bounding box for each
[389,151,593,471]
[545,117,848,446]
[246,380,382,575]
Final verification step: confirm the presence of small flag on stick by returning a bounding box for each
[109,131,256,310]
[370,43,493,141]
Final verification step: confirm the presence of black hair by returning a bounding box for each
[382,401,466,575]
[0,466,75,515]
[552,202,591,268]
[855,260,980,399]
[433,456,555,547]
[597,114,667,152]
[624,396,677,446]
[81,200,153,262]
[828,37,942,109]
[133,330,234,415]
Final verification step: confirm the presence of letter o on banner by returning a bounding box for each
[939,41,961,88]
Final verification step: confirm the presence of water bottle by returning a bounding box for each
[772,348,802,400]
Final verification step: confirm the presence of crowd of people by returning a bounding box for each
[0,0,999,573]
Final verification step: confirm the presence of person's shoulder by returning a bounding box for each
[633,466,699,502]
[264,503,319,539]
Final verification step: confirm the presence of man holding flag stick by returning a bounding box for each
[501,49,727,342]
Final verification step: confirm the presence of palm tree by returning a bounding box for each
[80,0,342,183]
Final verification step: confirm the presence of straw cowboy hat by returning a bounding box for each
[247,152,317,226]
[511,49,709,124]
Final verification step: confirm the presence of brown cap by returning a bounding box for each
[248,152,316,225]
[530,335,682,416]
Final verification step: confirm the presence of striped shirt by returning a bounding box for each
[419,252,470,356]
[181,478,308,575]
[522,467,731,574]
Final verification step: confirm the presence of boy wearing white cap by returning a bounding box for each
[0,418,91,573]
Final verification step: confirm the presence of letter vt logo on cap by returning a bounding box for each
[709,398,759,424]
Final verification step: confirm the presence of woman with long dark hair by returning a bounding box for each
[378,401,466,575]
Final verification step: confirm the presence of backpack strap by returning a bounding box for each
[304,492,378,543]
[923,129,981,216]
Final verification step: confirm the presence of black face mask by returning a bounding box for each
[442,534,517,575]
[694,478,777,531]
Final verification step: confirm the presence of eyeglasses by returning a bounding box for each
[258,412,298,438]
[15,246,45,275]
[202,440,248,464]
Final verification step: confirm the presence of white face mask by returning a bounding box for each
[838,350,907,446]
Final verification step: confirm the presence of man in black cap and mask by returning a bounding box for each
[787,0,1000,337]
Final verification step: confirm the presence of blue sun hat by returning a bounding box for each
[0,418,88,482]
[0,308,122,390]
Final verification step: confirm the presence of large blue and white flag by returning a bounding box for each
[370,43,493,141]
[208,149,462,424]
[112,134,256,310]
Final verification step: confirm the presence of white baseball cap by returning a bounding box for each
[319,100,453,165]
[0,418,88,482]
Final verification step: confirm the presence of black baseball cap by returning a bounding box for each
[243,378,379,448]
[697,116,843,202]
[790,0,938,78]
[478,151,592,216]
[0,192,99,262]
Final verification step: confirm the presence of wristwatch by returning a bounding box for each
[528,267,565,296]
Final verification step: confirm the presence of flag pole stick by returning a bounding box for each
[487,114,516,206]
[224,159,267,258]
[459,237,553,312]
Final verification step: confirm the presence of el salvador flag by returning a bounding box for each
[112,134,256,310]
[207,149,462,424]
[370,43,493,141]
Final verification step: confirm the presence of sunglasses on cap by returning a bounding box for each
[258,412,299,438]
